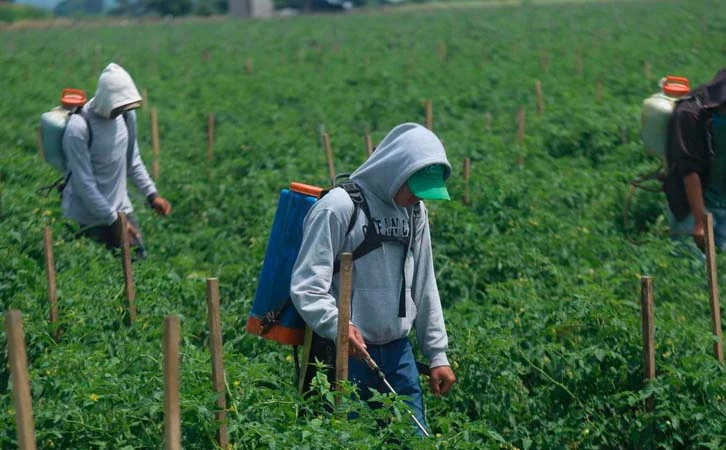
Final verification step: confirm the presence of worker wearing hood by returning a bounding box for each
[291,123,457,435]
[665,67,726,252]
[62,63,171,259]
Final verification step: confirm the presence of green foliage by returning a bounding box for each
[1,0,726,448]
[0,3,50,22]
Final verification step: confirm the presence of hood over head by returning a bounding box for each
[691,67,726,109]
[350,123,451,205]
[88,63,142,119]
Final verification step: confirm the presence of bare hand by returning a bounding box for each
[693,222,706,251]
[151,196,172,216]
[429,365,456,396]
[348,325,368,360]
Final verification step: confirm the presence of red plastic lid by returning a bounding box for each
[60,88,87,108]
[662,75,689,98]
[290,182,323,198]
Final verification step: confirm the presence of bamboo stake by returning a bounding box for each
[425,99,433,131]
[535,80,543,115]
[335,253,353,406]
[164,315,182,450]
[463,157,471,205]
[119,212,136,325]
[323,133,335,183]
[207,113,215,162]
[206,278,229,448]
[5,310,37,450]
[365,134,373,157]
[151,107,160,181]
[43,227,60,342]
[704,213,725,364]
[640,276,655,411]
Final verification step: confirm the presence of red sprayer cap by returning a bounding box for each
[60,88,87,108]
[662,76,690,98]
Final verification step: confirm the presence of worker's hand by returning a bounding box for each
[115,218,140,245]
[151,196,172,216]
[429,365,456,396]
[693,222,706,252]
[348,325,368,360]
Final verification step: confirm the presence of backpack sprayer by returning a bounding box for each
[361,353,430,437]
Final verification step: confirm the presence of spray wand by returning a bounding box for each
[361,354,430,437]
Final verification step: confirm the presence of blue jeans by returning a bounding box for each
[667,207,726,259]
[348,337,428,436]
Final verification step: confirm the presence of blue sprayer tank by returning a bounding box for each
[246,182,323,345]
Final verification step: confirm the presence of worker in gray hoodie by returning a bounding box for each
[291,123,456,435]
[62,63,171,259]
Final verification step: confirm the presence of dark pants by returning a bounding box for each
[348,338,428,436]
[79,213,147,260]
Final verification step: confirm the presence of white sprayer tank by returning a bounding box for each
[40,89,87,173]
[641,76,690,157]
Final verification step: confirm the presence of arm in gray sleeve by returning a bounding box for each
[412,205,450,368]
[125,111,157,198]
[290,205,348,342]
[63,116,117,225]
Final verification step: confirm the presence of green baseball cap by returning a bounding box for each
[407,164,450,201]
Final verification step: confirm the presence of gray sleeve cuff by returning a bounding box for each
[105,211,119,226]
[428,352,449,368]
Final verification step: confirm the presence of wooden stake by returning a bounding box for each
[37,127,44,160]
[207,113,215,162]
[5,310,37,450]
[644,60,652,79]
[151,107,160,181]
[245,57,254,75]
[43,227,60,342]
[535,80,543,115]
[94,45,101,76]
[640,276,655,411]
[463,157,471,206]
[365,134,373,157]
[704,213,725,364]
[202,48,211,63]
[323,133,335,183]
[438,42,447,64]
[164,315,181,450]
[596,79,603,103]
[539,49,550,73]
[141,88,148,110]
[575,46,583,77]
[335,253,353,406]
[206,278,229,448]
[517,107,526,147]
[425,99,433,131]
[119,212,136,325]
[484,112,492,132]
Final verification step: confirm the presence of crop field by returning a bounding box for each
[2,0,726,448]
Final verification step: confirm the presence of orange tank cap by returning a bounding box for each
[663,75,689,98]
[61,88,87,108]
[290,182,323,198]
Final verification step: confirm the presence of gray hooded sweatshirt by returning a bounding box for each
[290,123,452,368]
[62,63,157,227]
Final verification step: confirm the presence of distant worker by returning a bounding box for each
[665,67,726,252]
[61,63,171,259]
[290,123,456,435]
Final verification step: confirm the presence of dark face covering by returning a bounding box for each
[110,102,141,119]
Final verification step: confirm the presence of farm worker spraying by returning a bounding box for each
[61,63,171,259]
[290,123,456,436]
[664,67,726,252]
